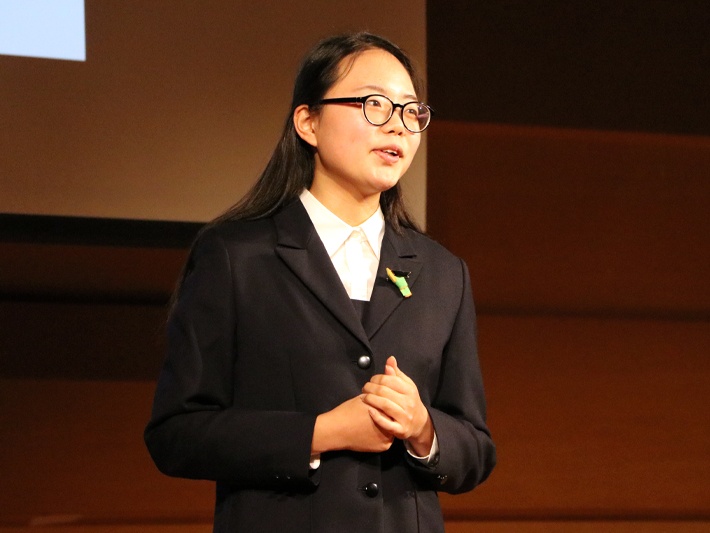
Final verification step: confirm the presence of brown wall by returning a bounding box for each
[427,122,710,317]
[423,1,710,529]
[427,122,710,523]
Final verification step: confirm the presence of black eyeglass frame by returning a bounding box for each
[316,94,433,133]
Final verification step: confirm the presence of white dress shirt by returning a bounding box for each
[299,190,439,467]
[299,188,383,301]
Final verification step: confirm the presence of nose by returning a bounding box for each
[382,104,407,135]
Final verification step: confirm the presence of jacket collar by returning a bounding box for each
[273,199,422,352]
[364,227,422,339]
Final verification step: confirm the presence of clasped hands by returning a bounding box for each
[312,356,434,457]
[361,355,434,456]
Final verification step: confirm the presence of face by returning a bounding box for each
[297,48,422,203]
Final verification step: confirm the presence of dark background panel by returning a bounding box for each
[0,214,201,248]
[427,0,710,135]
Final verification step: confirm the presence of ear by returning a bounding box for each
[293,104,318,148]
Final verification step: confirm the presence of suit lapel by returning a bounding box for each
[273,201,371,350]
[363,228,422,339]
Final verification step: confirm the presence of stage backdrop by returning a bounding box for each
[0,0,427,225]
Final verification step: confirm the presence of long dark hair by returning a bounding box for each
[171,33,423,310]
[211,31,423,231]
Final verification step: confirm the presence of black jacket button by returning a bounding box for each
[363,482,379,497]
[357,355,372,369]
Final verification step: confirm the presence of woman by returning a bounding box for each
[145,32,495,532]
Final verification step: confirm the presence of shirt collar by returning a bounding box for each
[299,188,385,259]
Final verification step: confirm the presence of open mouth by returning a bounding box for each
[376,146,403,158]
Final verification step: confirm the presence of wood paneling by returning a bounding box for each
[427,121,710,317]
[426,121,710,524]
[0,242,186,302]
[0,379,213,526]
[444,315,710,519]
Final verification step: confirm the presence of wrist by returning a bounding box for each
[408,411,434,456]
[312,413,330,454]
[312,411,342,454]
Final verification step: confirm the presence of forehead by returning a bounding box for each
[335,48,416,97]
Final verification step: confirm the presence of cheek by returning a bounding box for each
[325,123,371,160]
[408,136,422,157]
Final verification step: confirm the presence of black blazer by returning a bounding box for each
[145,199,496,532]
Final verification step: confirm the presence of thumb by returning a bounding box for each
[385,355,398,375]
[388,355,414,384]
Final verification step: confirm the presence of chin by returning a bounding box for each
[370,174,403,193]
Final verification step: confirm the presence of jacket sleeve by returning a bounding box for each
[408,258,496,493]
[144,228,318,489]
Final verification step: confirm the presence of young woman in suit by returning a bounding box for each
[145,32,495,532]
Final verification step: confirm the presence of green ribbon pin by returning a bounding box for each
[386,268,412,298]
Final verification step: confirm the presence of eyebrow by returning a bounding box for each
[354,85,419,102]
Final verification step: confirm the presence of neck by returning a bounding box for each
[309,179,381,227]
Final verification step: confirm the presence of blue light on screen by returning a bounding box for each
[0,0,85,61]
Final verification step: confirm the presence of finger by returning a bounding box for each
[373,373,414,396]
[368,407,404,436]
[387,356,406,378]
[386,355,397,373]
[388,356,411,383]
[363,378,408,397]
[362,391,408,421]
[363,389,421,440]
[363,381,421,421]
[361,383,406,409]
[386,356,418,387]
[391,359,418,387]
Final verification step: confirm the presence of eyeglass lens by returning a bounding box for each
[363,95,430,132]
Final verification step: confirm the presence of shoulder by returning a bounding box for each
[401,227,465,269]
[200,199,309,250]
[394,227,472,300]
[180,217,278,282]
[195,216,278,255]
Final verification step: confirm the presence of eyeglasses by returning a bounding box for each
[317,94,432,133]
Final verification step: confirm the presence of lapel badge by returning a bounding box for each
[386,267,412,298]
